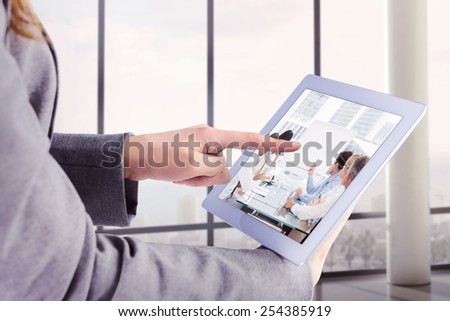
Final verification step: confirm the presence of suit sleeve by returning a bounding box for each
[50,133,138,226]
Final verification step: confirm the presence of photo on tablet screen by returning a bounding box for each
[219,89,402,244]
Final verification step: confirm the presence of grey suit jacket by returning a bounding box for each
[0,1,313,300]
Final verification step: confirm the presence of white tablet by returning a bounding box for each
[202,74,426,265]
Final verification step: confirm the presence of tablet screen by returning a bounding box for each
[218,89,402,244]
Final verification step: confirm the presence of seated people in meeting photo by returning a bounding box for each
[292,150,353,205]
[285,155,369,221]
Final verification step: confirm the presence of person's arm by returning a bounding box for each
[304,170,346,205]
[50,133,138,226]
[291,195,331,220]
[291,187,344,220]
[306,173,317,194]
[107,240,314,300]
[297,191,315,204]
[291,203,324,220]
[315,175,341,197]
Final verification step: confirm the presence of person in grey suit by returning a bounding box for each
[0,0,349,300]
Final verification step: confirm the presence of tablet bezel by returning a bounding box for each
[202,74,426,265]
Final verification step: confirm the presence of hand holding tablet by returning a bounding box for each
[203,74,426,265]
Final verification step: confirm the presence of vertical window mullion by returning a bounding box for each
[98,0,105,135]
[314,0,321,76]
[206,0,215,247]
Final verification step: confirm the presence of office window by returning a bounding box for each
[431,214,450,265]
[429,0,450,208]
[34,0,97,133]
[214,0,314,133]
[214,228,260,250]
[104,0,208,229]
[321,0,450,271]
[321,0,385,91]
[324,213,450,272]
[323,218,386,272]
